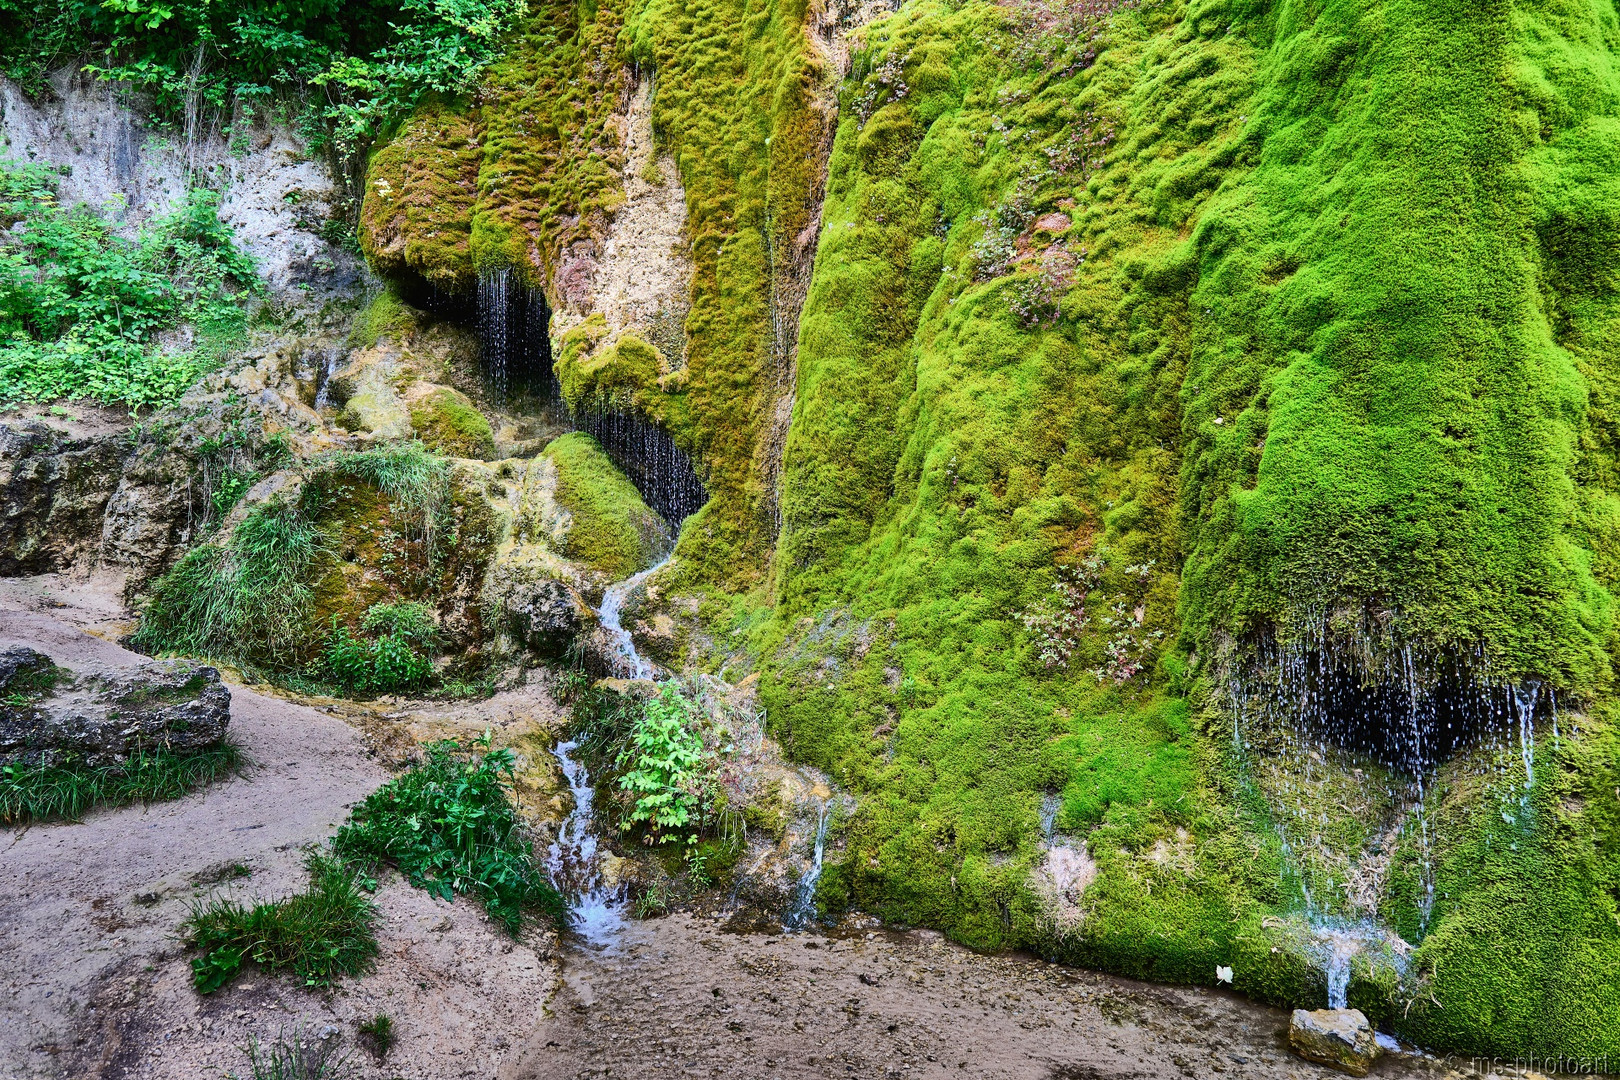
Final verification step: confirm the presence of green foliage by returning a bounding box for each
[0,741,245,825]
[0,0,526,159]
[356,1012,395,1062]
[542,432,669,579]
[0,164,257,411]
[134,494,326,669]
[321,602,438,693]
[333,736,567,932]
[313,441,449,550]
[615,684,707,842]
[185,851,379,993]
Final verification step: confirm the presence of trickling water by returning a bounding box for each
[546,739,627,947]
[574,405,706,527]
[477,268,558,402]
[1515,682,1538,801]
[598,555,673,680]
[784,802,831,931]
[1040,792,1062,841]
[311,344,344,412]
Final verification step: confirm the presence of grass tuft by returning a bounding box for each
[243,1024,357,1080]
[0,742,247,825]
[185,851,379,994]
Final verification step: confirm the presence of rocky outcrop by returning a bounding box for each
[1288,1008,1381,1077]
[504,578,590,659]
[0,420,129,575]
[0,646,231,767]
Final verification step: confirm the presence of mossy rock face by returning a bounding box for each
[542,432,671,581]
[555,320,664,412]
[359,100,480,292]
[410,388,496,459]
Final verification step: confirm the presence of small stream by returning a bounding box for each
[544,740,625,947]
[597,554,672,681]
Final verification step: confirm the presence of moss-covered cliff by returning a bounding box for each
[356,0,1620,1059]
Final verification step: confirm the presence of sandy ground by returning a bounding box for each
[0,604,558,1080]
[503,916,1478,1080]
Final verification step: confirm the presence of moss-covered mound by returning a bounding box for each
[411,388,496,458]
[543,432,671,580]
[351,0,1620,1059]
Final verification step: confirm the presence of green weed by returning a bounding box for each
[185,851,379,993]
[242,1025,357,1080]
[134,495,326,669]
[321,602,438,694]
[355,1013,394,1063]
[0,742,247,825]
[333,735,567,933]
[615,683,708,843]
[186,854,379,997]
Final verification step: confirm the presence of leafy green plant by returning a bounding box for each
[0,742,246,825]
[615,684,709,843]
[321,602,438,693]
[0,163,258,412]
[333,735,566,933]
[242,1025,357,1080]
[185,851,378,993]
[0,0,526,161]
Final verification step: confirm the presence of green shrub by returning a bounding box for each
[333,736,566,933]
[0,168,258,412]
[185,851,379,993]
[321,602,438,693]
[0,742,246,825]
[615,684,708,843]
[134,495,326,669]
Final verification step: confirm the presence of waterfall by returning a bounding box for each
[546,739,626,946]
[477,268,559,403]
[783,802,831,931]
[597,555,673,680]
[574,404,706,527]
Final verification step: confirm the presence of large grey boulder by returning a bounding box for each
[505,578,589,659]
[0,646,231,768]
[1289,1008,1382,1076]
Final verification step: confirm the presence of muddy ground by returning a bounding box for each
[0,584,1504,1080]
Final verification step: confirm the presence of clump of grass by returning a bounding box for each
[355,1013,394,1063]
[185,851,379,994]
[333,734,566,933]
[311,442,449,552]
[243,1025,356,1080]
[134,495,326,669]
[0,742,247,825]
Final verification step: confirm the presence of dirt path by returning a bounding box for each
[504,916,1474,1080]
[0,606,558,1080]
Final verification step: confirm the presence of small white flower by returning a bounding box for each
[1215,965,1234,985]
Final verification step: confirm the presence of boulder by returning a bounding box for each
[1289,1008,1382,1077]
[506,578,589,658]
[0,647,232,768]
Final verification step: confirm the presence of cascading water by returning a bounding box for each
[783,801,831,931]
[574,405,706,527]
[477,268,558,402]
[598,555,673,680]
[1224,626,1552,998]
[546,739,626,946]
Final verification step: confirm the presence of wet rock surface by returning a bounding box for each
[0,646,230,767]
[507,578,590,658]
[1289,1008,1382,1076]
[0,418,129,576]
[508,917,1468,1080]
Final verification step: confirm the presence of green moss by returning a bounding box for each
[347,288,421,352]
[555,321,664,411]
[410,388,496,458]
[543,432,670,579]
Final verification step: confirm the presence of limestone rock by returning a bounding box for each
[505,578,590,658]
[0,421,127,574]
[1289,1008,1382,1077]
[0,648,232,768]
